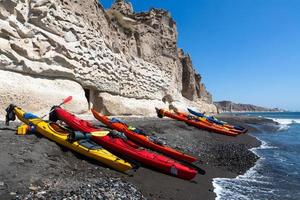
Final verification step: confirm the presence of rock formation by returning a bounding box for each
[0,0,217,117]
[214,101,284,113]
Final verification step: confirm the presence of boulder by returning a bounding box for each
[0,70,88,118]
[93,92,166,116]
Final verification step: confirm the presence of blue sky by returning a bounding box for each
[100,0,300,111]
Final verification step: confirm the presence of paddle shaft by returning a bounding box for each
[40,96,72,119]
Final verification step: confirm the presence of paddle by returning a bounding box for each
[40,96,73,119]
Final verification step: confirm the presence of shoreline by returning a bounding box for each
[0,115,276,199]
[218,111,285,113]
[213,132,264,199]
[212,114,281,199]
[112,116,263,199]
[212,122,280,199]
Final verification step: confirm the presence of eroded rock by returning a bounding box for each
[0,0,217,117]
[0,70,87,117]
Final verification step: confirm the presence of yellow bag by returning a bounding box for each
[17,124,29,135]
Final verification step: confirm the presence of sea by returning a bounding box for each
[213,112,300,200]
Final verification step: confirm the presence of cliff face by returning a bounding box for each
[215,101,284,112]
[0,0,216,116]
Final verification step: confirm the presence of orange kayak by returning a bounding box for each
[91,109,197,163]
[156,108,239,137]
[177,111,244,134]
[187,108,247,133]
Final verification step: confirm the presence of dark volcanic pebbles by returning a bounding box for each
[18,177,145,200]
[0,115,274,200]
[209,143,259,174]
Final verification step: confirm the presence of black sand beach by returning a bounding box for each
[0,116,276,200]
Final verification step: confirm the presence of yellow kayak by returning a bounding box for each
[5,105,132,172]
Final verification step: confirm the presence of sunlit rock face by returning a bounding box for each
[0,0,216,117]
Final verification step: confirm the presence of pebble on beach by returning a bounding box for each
[0,116,275,200]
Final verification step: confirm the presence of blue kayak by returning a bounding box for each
[187,108,247,132]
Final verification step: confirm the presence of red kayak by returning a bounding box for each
[50,107,198,180]
[156,108,239,137]
[91,109,197,163]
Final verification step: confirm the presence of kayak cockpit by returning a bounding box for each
[49,123,70,135]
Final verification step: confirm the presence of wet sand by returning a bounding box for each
[0,115,276,199]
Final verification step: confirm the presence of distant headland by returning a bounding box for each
[214,101,285,113]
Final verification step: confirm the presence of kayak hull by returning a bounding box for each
[53,107,197,180]
[187,108,247,133]
[91,109,197,163]
[156,108,239,136]
[13,107,132,172]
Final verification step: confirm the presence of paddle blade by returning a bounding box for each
[63,96,72,104]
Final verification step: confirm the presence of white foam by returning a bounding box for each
[213,135,276,199]
[269,118,300,125]
[254,137,277,150]
[278,124,290,131]
[212,180,224,200]
[266,117,300,131]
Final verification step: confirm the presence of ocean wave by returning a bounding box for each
[278,124,290,131]
[213,177,276,200]
[269,118,300,125]
[254,137,277,150]
[213,135,275,200]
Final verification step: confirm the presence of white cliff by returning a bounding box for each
[0,0,216,117]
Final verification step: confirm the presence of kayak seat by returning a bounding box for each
[207,117,224,125]
[148,136,166,146]
[110,118,127,126]
[49,123,70,135]
[108,130,127,140]
[187,115,199,122]
[78,139,103,150]
[128,126,147,136]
